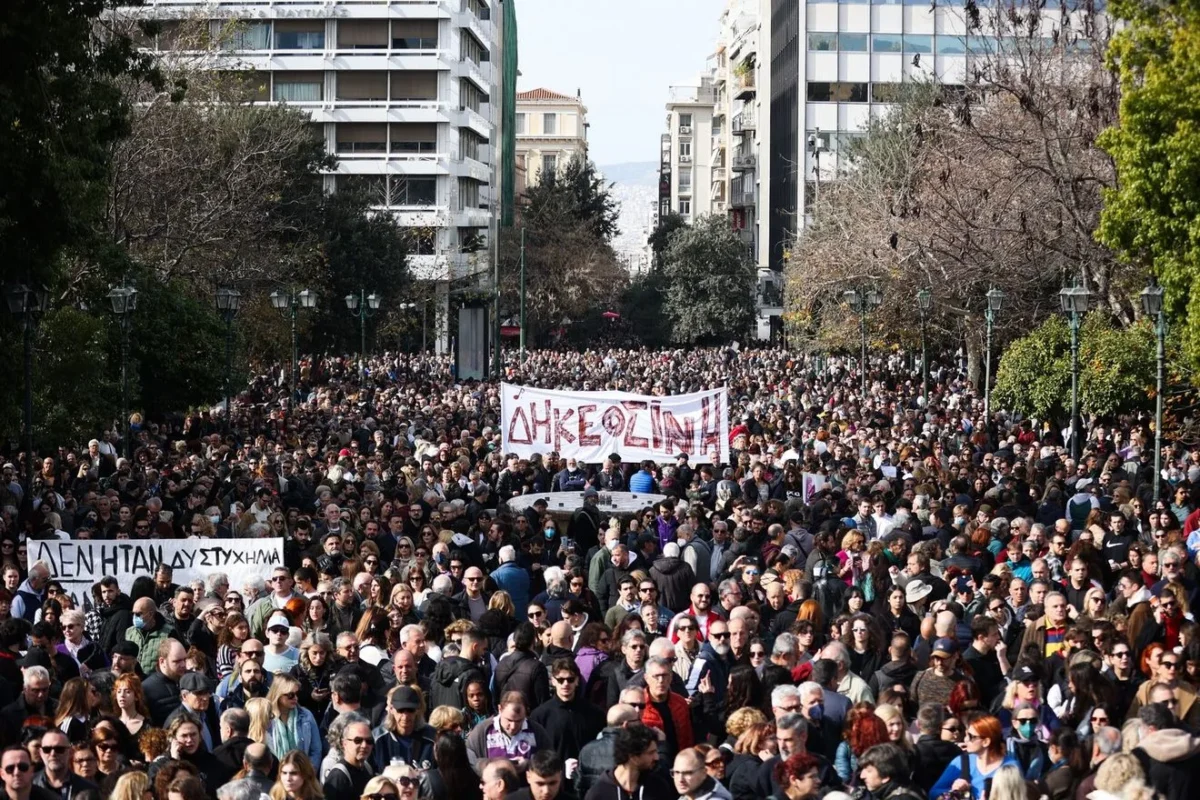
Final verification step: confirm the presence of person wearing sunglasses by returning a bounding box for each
[325,717,375,800]
[0,747,37,800]
[357,776,402,800]
[528,660,604,763]
[31,730,96,800]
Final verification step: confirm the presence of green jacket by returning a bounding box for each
[125,615,178,674]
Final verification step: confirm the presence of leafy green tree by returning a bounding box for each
[1098,0,1200,370]
[522,156,620,243]
[661,214,755,345]
[992,313,1158,421]
[648,213,688,270]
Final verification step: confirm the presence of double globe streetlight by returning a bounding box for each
[215,286,242,433]
[106,284,138,457]
[1140,281,1167,503]
[345,291,380,380]
[1058,282,1091,461]
[843,288,882,396]
[270,288,317,398]
[983,287,1005,418]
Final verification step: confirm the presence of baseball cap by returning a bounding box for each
[1012,664,1040,683]
[391,686,421,711]
[931,638,958,658]
[267,612,290,632]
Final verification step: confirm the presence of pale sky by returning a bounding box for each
[514,0,726,165]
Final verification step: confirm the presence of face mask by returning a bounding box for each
[544,529,556,540]
[955,517,968,526]
[1017,721,1035,738]
[133,616,146,630]
[210,515,221,524]
[807,704,824,722]
[434,553,447,566]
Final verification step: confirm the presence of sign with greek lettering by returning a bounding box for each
[29,538,284,610]
[500,383,729,464]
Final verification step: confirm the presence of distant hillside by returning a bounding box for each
[598,161,659,187]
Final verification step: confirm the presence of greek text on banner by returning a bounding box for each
[29,538,284,611]
[500,382,729,464]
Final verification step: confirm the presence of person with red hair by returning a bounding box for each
[834,705,890,785]
[771,752,823,800]
[930,713,1018,799]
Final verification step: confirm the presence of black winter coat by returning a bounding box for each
[493,649,550,710]
[98,595,133,655]
[529,695,605,761]
[142,670,181,727]
[649,556,695,613]
[428,655,485,710]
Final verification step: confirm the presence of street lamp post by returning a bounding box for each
[5,284,49,507]
[215,286,242,434]
[270,288,316,399]
[397,302,418,352]
[345,290,380,380]
[807,130,826,212]
[843,288,882,396]
[106,284,138,457]
[917,288,932,401]
[1058,282,1091,461]
[983,287,1005,418]
[1141,281,1167,503]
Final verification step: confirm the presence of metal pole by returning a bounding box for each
[492,227,501,378]
[22,316,34,503]
[422,301,428,354]
[359,290,367,381]
[859,312,867,397]
[1153,312,1165,503]
[290,298,298,401]
[1069,313,1080,461]
[921,314,928,401]
[120,318,129,458]
[519,225,526,362]
[224,319,233,435]
[984,308,994,418]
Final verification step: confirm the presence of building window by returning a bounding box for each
[515,113,526,134]
[273,76,322,102]
[336,123,387,153]
[871,83,905,103]
[459,130,482,161]
[404,228,437,255]
[390,123,437,154]
[679,113,693,129]
[679,199,691,216]
[808,32,838,51]
[904,34,933,54]
[806,82,868,103]
[394,177,437,206]
[872,34,903,53]
[840,33,868,52]
[679,169,692,193]
[391,19,437,49]
[274,23,324,50]
[458,178,481,210]
[223,22,271,51]
[339,175,388,205]
[460,31,485,65]
[543,113,557,135]
[460,79,485,111]
[541,155,557,177]
[679,140,692,158]
[937,36,968,55]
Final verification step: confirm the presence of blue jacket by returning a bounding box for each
[267,705,323,767]
[372,724,437,772]
[930,752,1019,799]
[490,561,531,621]
[629,470,655,493]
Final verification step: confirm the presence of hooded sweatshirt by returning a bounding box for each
[1134,728,1200,800]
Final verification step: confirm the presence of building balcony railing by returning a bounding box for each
[732,152,756,171]
[732,111,756,134]
[712,167,726,183]
[730,191,755,208]
[733,72,756,100]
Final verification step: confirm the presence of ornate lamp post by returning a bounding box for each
[345,290,381,380]
[106,284,138,457]
[5,284,49,506]
[270,288,316,398]
[984,287,1005,417]
[843,288,882,396]
[916,288,932,401]
[1141,281,1166,503]
[215,286,242,433]
[1058,282,1090,461]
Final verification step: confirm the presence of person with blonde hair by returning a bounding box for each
[874,704,913,751]
[111,770,152,800]
[246,696,272,744]
[270,749,324,800]
[427,706,465,737]
[1094,753,1145,795]
[267,674,323,766]
[724,706,769,741]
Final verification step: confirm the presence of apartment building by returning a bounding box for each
[661,80,717,224]
[515,88,589,195]
[130,0,507,294]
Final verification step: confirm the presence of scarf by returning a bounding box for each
[271,710,300,757]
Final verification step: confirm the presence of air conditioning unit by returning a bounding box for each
[679,154,692,163]
[679,125,693,135]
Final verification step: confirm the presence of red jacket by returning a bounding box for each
[641,690,694,749]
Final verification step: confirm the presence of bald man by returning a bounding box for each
[126,596,182,674]
[542,621,575,666]
[627,637,690,698]
[576,704,643,798]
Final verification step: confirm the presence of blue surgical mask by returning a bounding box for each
[808,704,824,722]
[1017,721,1035,738]
[210,515,221,524]
[132,616,146,630]
[544,528,556,540]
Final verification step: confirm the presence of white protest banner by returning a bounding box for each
[802,473,828,503]
[29,538,284,611]
[501,382,729,464]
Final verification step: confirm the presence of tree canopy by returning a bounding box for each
[661,214,756,345]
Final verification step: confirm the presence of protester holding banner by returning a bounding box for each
[0,346,1196,800]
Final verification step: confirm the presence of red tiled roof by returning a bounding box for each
[517,88,576,101]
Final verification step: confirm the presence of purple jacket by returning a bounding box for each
[655,515,679,550]
[575,646,608,685]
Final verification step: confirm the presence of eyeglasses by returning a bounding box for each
[95,742,116,752]
[465,577,482,583]
[1091,716,1109,724]
[39,746,67,755]
[942,724,961,733]
[1016,717,1037,725]
[343,737,373,746]
[710,632,730,640]
[750,649,766,658]
[365,793,398,800]
[1161,660,1179,670]
[964,732,981,741]
[639,586,655,593]
[282,692,298,700]
[627,702,645,709]
[2,764,30,775]
[676,625,695,632]
[553,675,577,685]
[1111,650,1131,658]
[396,777,418,788]
[529,610,544,618]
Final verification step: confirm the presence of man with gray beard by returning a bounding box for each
[695,619,732,704]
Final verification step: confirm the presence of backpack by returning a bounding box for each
[429,661,484,711]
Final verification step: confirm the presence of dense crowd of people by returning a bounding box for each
[0,346,1196,800]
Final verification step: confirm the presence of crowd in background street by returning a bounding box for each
[0,346,1196,800]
